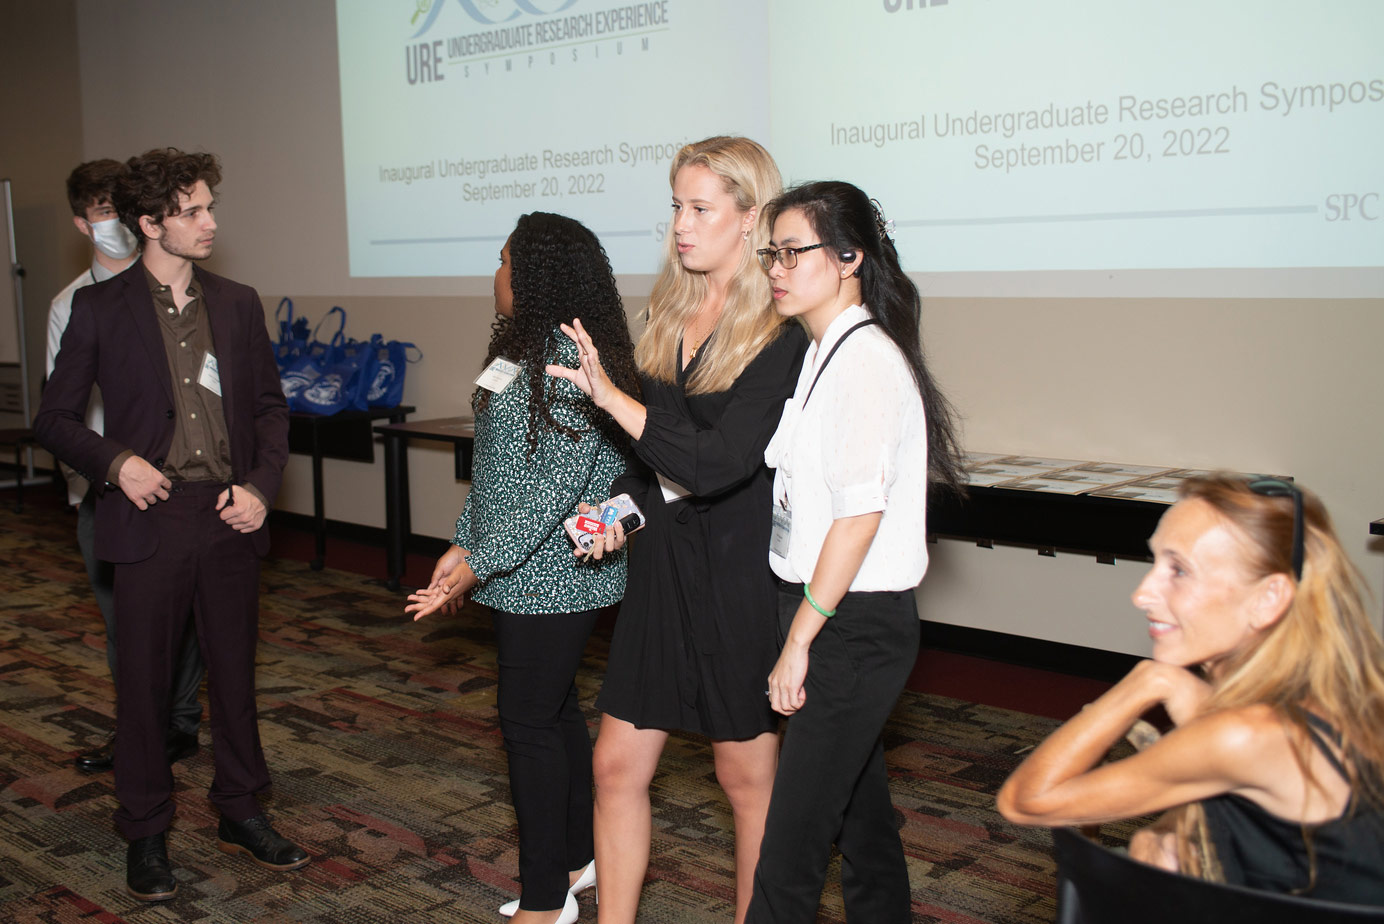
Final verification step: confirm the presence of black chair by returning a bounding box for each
[1053,826,1384,924]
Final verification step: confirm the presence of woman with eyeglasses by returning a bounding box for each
[547,136,807,924]
[999,474,1384,904]
[744,181,964,923]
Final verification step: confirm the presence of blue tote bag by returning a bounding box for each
[289,307,371,415]
[363,334,423,408]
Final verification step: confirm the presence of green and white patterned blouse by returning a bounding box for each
[453,333,629,614]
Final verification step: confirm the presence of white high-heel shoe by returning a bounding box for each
[498,860,596,918]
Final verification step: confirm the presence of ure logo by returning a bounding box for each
[883,0,951,10]
[411,0,581,36]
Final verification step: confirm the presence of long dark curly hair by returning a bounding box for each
[474,212,640,460]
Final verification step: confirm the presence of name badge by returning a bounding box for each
[475,358,519,393]
[198,351,222,397]
[770,504,792,558]
[657,472,693,503]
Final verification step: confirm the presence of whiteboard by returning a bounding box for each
[0,179,19,365]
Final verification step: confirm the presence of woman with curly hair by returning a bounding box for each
[407,212,639,924]
[547,136,808,924]
[999,474,1384,904]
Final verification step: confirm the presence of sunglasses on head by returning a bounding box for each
[1246,477,1304,582]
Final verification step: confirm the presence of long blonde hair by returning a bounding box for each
[636,136,786,394]
[1169,474,1384,882]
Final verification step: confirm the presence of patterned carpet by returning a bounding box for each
[0,496,1137,923]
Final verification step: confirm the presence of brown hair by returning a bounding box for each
[114,148,222,241]
[65,159,126,217]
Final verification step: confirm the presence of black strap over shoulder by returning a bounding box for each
[1304,711,1351,784]
[802,319,879,410]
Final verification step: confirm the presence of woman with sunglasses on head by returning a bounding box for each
[999,475,1384,903]
[406,212,639,924]
[547,136,807,924]
[744,181,965,923]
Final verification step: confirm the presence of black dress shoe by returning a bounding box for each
[74,739,114,773]
[126,831,178,901]
[217,814,310,870]
[165,731,199,765]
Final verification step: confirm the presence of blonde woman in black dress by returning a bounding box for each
[548,136,807,924]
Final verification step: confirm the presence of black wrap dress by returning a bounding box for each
[597,323,808,739]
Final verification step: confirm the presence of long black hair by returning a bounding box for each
[475,212,640,459]
[766,182,965,492]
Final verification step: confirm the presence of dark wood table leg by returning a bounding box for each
[310,419,326,570]
[385,409,412,591]
[454,440,473,481]
[384,433,408,591]
[12,441,23,514]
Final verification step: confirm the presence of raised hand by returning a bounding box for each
[546,318,616,408]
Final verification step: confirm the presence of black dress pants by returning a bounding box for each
[111,482,270,839]
[78,487,204,735]
[491,606,600,912]
[746,587,920,924]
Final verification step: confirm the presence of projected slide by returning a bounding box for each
[338,0,1382,284]
[774,0,1381,277]
[337,0,767,277]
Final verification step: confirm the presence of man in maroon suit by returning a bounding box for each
[36,148,307,901]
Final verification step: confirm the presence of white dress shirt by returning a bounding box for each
[764,305,930,591]
[47,258,121,505]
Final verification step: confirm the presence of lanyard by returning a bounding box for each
[802,319,878,409]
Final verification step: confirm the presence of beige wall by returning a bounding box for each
[39,0,1384,655]
[920,298,1384,653]
[0,0,85,429]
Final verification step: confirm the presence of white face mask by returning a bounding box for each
[89,217,138,260]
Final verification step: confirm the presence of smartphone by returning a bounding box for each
[564,493,646,552]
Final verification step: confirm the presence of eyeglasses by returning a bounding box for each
[756,242,828,271]
[1246,477,1304,581]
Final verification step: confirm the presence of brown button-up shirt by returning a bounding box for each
[145,266,233,482]
[102,266,268,509]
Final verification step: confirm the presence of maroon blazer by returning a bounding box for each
[35,262,289,562]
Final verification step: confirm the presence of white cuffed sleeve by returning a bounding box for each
[818,343,914,519]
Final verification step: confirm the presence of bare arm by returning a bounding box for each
[994,661,1288,827]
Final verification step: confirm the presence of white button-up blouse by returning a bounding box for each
[764,304,931,592]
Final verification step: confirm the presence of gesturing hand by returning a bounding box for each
[405,546,478,621]
[546,318,616,409]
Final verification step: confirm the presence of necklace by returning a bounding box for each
[687,308,721,359]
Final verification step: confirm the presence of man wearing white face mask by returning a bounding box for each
[46,160,204,775]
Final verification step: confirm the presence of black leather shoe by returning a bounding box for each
[74,738,114,773]
[217,815,310,871]
[126,831,178,901]
[165,731,199,765]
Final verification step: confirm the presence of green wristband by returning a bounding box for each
[803,582,836,618]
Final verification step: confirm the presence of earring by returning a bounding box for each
[741,230,749,241]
